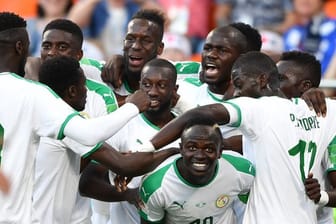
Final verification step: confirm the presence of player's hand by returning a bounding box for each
[125,187,144,210]
[301,88,327,117]
[0,170,10,194]
[101,54,124,89]
[126,89,150,113]
[304,172,321,203]
[114,174,132,192]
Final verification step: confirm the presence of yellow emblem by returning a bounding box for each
[216,195,229,208]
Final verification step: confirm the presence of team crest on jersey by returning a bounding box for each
[216,195,230,208]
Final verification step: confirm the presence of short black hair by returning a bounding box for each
[131,9,165,41]
[230,22,262,52]
[280,51,321,87]
[39,56,82,98]
[182,116,222,142]
[143,58,177,84]
[233,51,279,89]
[0,12,26,32]
[43,19,83,47]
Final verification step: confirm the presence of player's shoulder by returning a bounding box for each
[140,161,175,202]
[174,61,201,80]
[80,57,105,70]
[221,151,255,176]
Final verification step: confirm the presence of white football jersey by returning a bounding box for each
[223,96,336,224]
[139,151,255,224]
[106,113,180,224]
[0,73,80,223]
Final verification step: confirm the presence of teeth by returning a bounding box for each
[193,163,206,167]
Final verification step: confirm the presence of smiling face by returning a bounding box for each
[41,29,82,62]
[178,124,222,185]
[201,27,244,85]
[123,18,163,75]
[140,65,177,113]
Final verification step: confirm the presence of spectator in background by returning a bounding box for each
[68,0,160,60]
[214,0,297,34]
[160,32,191,61]
[27,0,74,56]
[157,0,213,55]
[260,29,284,62]
[284,0,336,77]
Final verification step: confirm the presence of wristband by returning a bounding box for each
[318,190,329,206]
[138,140,156,152]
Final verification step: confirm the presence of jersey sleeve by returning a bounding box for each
[33,85,79,140]
[139,187,165,223]
[62,137,103,158]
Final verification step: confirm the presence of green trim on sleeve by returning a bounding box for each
[80,58,104,70]
[221,154,255,176]
[82,142,104,158]
[223,101,242,127]
[139,210,164,224]
[57,112,80,140]
[175,61,200,74]
[183,77,203,87]
[140,163,173,203]
[85,79,119,113]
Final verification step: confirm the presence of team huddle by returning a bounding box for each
[0,7,334,224]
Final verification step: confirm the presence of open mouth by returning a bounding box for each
[204,63,219,76]
[191,162,208,171]
[149,99,160,107]
[129,56,144,67]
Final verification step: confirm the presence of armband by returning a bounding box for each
[318,190,329,206]
[139,140,156,152]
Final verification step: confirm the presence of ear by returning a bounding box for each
[68,85,78,98]
[170,85,180,108]
[259,74,268,89]
[15,40,24,55]
[300,80,312,93]
[157,42,164,55]
[76,50,83,61]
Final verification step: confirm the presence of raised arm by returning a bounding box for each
[151,103,230,149]
[89,143,179,177]
[64,90,149,145]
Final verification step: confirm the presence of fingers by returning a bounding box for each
[114,175,132,192]
[304,173,321,203]
[301,88,327,117]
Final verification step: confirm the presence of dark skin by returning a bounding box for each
[79,62,178,204]
[141,124,223,224]
[200,26,247,99]
[0,28,29,77]
[109,18,164,106]
[25,29,83,81]
[101,25,248,101]
[277,57,335,207]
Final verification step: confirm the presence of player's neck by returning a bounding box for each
[143,110,175,129]
[208,82,234,100]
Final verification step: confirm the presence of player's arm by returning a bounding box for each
[326,171,336,206]
[150,103,231,150]
[88,143,179,177]
[63,89,150,146]
[79,162,140,205]
[0,170,9,194]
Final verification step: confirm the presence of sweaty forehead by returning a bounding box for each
[206,27,245,46]
[127,18,159,33]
